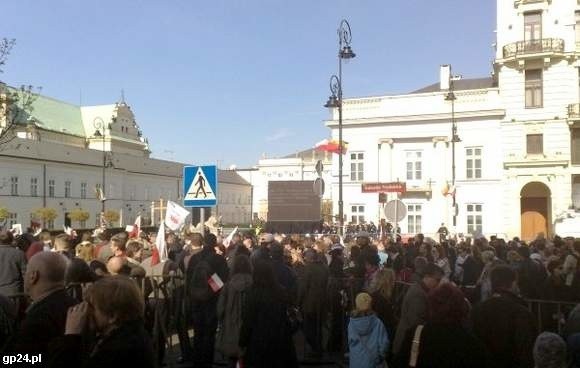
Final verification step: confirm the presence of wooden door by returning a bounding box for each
[521,197,547,241]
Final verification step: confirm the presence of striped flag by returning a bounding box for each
[152,221,167,266]
[314,139,348,154]
[208,273,224,292]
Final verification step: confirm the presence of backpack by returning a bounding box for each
[190,258,214,303]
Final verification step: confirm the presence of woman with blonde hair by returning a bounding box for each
[50,276,155,367]
[369,268,396,339]
[75,241,95,263]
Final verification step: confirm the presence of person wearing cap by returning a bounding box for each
[250,233,274,266]
[348,292,389,368]
[393,264,444,357]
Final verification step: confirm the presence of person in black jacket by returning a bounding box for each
[239,259,298,368]
[396,283,486,368]
[471,265,536,368]
[186,233,229,368]
[49,275,154,368]
[3,251,76,359]
[298,249,329,358]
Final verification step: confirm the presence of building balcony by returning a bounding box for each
[569,104,580,125]
[513,0,551,8]
[502,38,564,61]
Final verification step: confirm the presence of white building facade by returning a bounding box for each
[324,0,580,240]
[0,93,251,229]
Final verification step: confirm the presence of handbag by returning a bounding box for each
[408,325,424,368]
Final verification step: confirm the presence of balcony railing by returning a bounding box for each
[569,104,580,121]
[502,38,564,59]
[513,0,551,7]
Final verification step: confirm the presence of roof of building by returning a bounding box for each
[410,77,496,94]
[20,93,86,137]
[282,147,330,162]
[218,169,251,186]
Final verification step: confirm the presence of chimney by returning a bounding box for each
[440,65,451,91]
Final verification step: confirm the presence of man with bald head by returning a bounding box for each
[107,256,131,276]
[4,252,77,356]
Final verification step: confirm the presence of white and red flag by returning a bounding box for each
[208,273,224,293]
[126,215,141,239]
[151,221,167,266]
[165,201,190,231]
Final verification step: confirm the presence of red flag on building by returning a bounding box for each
[314,139,348,154]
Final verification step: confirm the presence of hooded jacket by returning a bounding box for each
[348,313,389,368]
[217,272,252,357]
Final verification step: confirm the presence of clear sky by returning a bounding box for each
[1,0,495,168]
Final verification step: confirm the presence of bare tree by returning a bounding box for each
[0,38,41,148]
[0,38,15,74]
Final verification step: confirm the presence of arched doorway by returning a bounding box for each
[520,182,551,241]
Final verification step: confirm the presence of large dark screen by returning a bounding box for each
[268,181,321,221]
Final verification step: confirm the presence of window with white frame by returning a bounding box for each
[30,177,38,197]
[64,181,71,198]
[350,152,364,181]
[466,147,482,179]
[525,69,543,108]
[7,213,17,227]
[350,205,365,224]
[406,151,423,181]
[10,176,18,196]
[49,179,55,198]
[81,182,87,199]
[467,204,483,234]
[407,204,422,234]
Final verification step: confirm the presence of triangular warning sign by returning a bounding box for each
[185,167,216,201]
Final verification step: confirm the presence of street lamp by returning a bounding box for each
[93,117,106,217]
[324,19,356,236]
[444,66,462,228]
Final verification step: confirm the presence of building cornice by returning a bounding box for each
[324,109,505,128]
[504,159,569,169]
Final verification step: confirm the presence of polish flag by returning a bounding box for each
[165,201,190,231]
[223,227,238,248]
[314,139,348,154]
[128,216,141,239]
[208,273,224,292]
[152,222,167,266]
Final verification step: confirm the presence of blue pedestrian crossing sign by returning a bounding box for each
[183,165,218,207]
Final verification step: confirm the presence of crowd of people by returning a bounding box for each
[1,225,580,367]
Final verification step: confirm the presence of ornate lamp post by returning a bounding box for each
[444,65,461,228]
[324,19,356,236]
[93,117,106,215]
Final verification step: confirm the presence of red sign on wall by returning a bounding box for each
[361,182,406,193]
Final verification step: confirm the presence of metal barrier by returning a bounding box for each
[8,274,579,365]
[525,299,577,336]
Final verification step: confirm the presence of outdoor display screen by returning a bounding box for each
[268,181,321,222]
